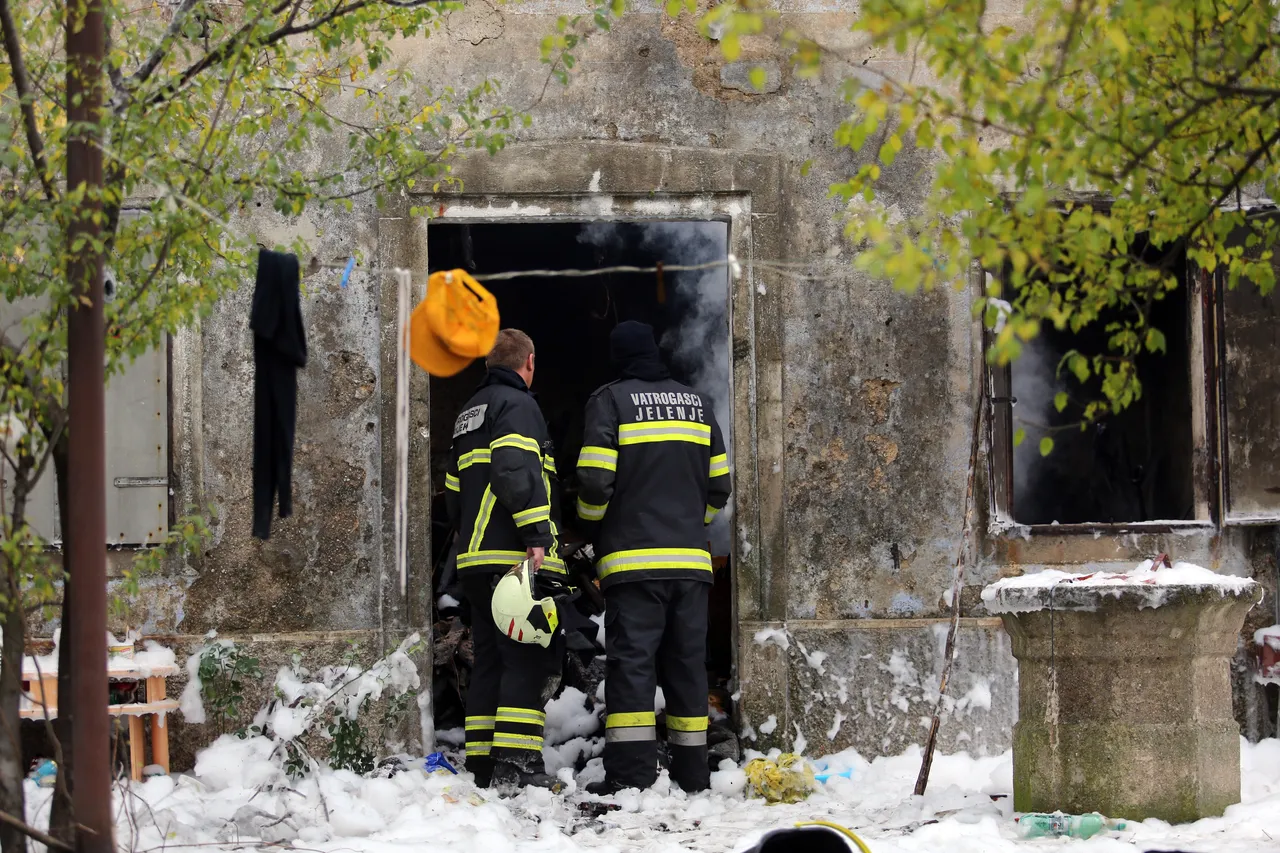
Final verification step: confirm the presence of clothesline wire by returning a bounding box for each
[95,140,851,284]
[310,257,846,282]
[309,259,739,280]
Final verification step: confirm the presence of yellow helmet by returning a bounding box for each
[491,560,560,648]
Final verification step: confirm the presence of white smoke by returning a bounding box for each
[1010,334,1067,523]
[577,221,734,555]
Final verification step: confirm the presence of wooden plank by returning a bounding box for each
[128,716,145,781]
[150,713,170,774]
[145,676,165,702]
[22,666,180,680]
[19,699,180,720]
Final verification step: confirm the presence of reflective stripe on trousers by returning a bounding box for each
[605,711,656,743]
[494,706,546,752]
[465,714,495,756]
[667,714,709,747]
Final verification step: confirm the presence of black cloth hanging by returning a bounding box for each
[250,249,307,540]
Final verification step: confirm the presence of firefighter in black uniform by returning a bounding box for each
[444,329,565,790]
[575,321,732,793]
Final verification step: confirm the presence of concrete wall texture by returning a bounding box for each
[105,2,1277,764]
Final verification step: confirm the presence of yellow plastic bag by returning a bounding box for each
[744,753,817,804]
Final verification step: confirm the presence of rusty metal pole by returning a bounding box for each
[66,0,113,849]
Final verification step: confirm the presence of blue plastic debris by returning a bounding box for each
[29,759,56,788]
[814,768,855,783]
[340,256,355,288]
[424,752,458,774]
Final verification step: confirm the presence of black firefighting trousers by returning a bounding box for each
[461,573,563,784]
[603,579,710,792]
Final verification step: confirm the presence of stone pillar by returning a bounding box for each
[988,581,1261,823]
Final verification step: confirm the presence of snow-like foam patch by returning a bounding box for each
[21,735,1274,853]
[983,559,1257,613]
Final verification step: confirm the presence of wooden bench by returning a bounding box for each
[21,662,180,781]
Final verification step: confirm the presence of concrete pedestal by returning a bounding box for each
[987,578,1261,823]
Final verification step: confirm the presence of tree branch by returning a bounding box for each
[126,0,207,93]
[147,0,449,108]
[0,0,56,199]
[104,25,128,103]
[112,231,175,322]
[0,809,74,852]
[0,330,67,436]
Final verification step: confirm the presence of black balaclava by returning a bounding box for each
[610,321,669,382]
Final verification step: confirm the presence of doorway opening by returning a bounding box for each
[426,220,736,751]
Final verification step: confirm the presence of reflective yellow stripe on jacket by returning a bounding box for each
[597,548,713,580]
[468,486,497,552]
[577,445,618,470]
[617,421,711,446]
[577,497,608,522]
[458,448,491,470]
[491,433,542,454]
[457,549,566,574]
[709,453,729,478]
[512,505,551,527]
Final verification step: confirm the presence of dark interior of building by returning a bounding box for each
[1011,240,1195,525]
[426,220,735,727]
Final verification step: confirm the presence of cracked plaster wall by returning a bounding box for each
[98,0,1277,765]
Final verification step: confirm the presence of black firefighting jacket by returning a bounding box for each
[575,377,731,589]
[445,367,565,576]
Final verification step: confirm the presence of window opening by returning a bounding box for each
[998,238,1196,526]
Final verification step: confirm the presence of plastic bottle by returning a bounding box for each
[1016,812,1128,839]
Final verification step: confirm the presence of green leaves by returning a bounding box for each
[1039,437,1055,457]
[2,0,549,623]
[701,0,1280,420]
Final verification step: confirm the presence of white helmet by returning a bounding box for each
[491,560,560,648]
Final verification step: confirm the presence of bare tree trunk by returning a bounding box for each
[48,435,73,846]
[0,563,28,853]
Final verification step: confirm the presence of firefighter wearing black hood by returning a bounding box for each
[444,329,565,791]
[575,321,732,793]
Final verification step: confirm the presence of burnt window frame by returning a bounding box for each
[983,222,1217,535]
[1208,208,1280,527]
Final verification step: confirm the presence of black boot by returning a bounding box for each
[584,778,626,796]
[467,755,493,789]
[492,760,564,794]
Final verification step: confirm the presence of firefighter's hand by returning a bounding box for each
[527,546,545,572]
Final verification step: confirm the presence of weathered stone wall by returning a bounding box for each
[72,1,1275,766]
